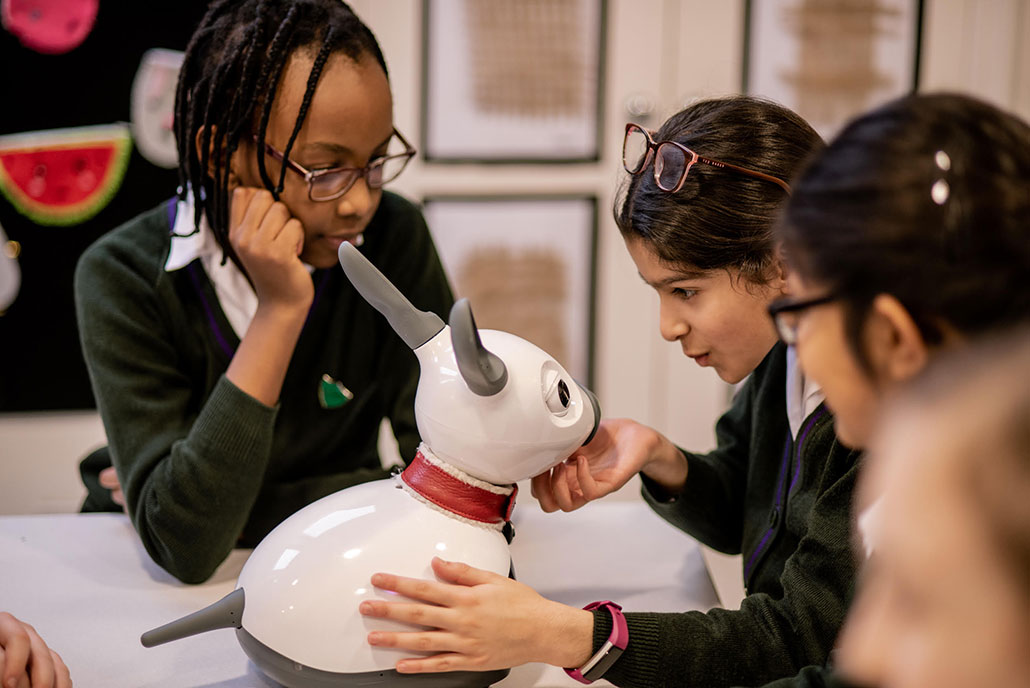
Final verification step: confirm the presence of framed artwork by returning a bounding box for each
[422,195,597,386]
[744,0,924,138]
[421,0,607,163]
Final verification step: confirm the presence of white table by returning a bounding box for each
[0,501,719,687]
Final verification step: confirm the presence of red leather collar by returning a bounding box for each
[401,450,517,525]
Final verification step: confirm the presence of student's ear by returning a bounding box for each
[862,294,929,386]
[194,126,242,184]
[769,253,789,294]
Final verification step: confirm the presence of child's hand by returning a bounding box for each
[229,187,313,312]
[0,612,72,688]
[531,418,668,512]
[98,466,125,510]
[359,557,593,673]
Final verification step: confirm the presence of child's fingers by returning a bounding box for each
[549,465,574,511]
[369,571,458,607]
[98,466,120,490]
[233,189,275,244]
[575,455,606,501]
[253,200,292,243]
[530,471,559,512]
[51,649,72,688]
[230,186,259,233]
[367,628,462,653]
[0,614,30,688]
[396,652,471,675]
[430,557,504,587]
[359,599,452,630]
[24,625,55,688]
[277,218,305,257]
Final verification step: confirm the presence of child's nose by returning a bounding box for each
[659,300,688,341]
[335,176,375,218]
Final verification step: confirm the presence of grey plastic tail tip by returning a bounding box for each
[338,242,444,349]
[449,299,508,396]
[141,588,245,648]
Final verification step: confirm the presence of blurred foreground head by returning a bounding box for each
[838,326,1030,688]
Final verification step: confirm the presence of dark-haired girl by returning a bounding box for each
[758,92,1030,688]
[74,0,453,584]
[358,97,861,687]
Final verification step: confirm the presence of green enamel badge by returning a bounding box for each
[318,374,353,409]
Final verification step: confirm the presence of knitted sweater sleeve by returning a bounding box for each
[602,443,860,688]
[641,374,756,554]
[75,220,277,584]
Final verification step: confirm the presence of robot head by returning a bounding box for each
[339,243,599,484]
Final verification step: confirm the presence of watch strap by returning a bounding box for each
[564,601,628,684]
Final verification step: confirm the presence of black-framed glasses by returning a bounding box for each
[622,122,792,195]
[254,128,416,201]
[767,293,838,345]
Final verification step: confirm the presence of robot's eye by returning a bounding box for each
[543,370,572,417]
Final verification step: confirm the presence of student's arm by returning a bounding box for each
[223,188,313,405]
[533,375,756,554]
[605,444,861,687]
[638,378,756,553]
[749,665,858,688]
[363,442,859,687]
[75,191,312,584]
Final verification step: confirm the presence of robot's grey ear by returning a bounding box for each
[338,242,444,349]
[449,299,507,396]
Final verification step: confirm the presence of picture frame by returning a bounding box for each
[421,194,598,386]
[744,0,924,138]
[420,0,607,163]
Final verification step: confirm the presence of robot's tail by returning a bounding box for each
[141,587,245,647]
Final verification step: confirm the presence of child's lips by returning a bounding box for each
[687,352,710,366]
[325,233,364,248]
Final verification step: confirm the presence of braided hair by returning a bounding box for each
[173,0,387,272]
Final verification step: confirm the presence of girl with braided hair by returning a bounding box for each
[74,0,454,584]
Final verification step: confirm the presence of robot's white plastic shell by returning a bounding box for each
[413,328,595,485]
[236,479,511,673]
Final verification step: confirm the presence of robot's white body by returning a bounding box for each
[236,472,512,677]
[141,243,600,688]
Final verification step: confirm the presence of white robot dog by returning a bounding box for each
[141,242,600,687]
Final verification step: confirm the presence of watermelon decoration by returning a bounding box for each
[0,124,132,226]
[1,0,99,55]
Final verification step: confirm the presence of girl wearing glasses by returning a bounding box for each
[834,329,1030,688]
[360,96,860,687]
[758,92,1030,688]
[74,0,453,584]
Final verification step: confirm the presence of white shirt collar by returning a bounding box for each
[785,345,825,440]
[164,194,257,340]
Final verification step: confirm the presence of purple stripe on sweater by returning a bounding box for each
[166,197,177,232]
[746,528,775,580]
[788,406,828,496]
[744,434,792,579]
[186,262,235,359]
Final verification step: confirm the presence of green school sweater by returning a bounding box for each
[75,192,454,584]
[594,343,861,687]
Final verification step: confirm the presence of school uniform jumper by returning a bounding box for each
[75,191,454,584]
[593,343,861,688]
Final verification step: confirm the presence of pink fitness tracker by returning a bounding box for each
[564,600,628,684]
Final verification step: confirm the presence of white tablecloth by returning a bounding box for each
[0,501,719,687]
